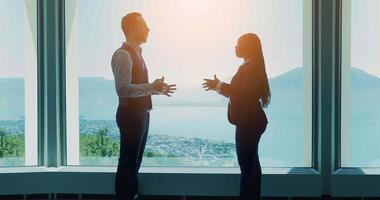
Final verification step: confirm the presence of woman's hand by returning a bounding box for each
[202,74,220,91]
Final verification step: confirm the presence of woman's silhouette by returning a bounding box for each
[203,33,270,200]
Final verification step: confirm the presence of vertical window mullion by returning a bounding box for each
[315,0,341,196]
[60,0,68,167]
[37,0,65,168]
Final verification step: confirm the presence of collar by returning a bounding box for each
[123,42,142,54]
[243,57,254,65]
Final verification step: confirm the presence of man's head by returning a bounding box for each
[121,12,150,46]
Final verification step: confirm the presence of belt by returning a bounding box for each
[118,97,150,112]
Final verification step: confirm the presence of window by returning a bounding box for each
[66,0,311,167]
[0,0,37,166]
[341,0,380,167]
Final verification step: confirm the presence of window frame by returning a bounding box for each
[3,0,367,197]
[0,0,38,167]
[331,0,380,197]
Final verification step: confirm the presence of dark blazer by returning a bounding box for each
[220,59,268,126]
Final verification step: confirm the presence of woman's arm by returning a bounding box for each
[219,66,263,99]
[219,89,230,98]
[213,81,229,98]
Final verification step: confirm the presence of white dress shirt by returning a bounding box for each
[111,42,156,98]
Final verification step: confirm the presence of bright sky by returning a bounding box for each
[0,0,25,77]
[71,0,303,87]
[1,0,379,83]
[351,0,380,76]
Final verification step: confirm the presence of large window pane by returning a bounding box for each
[341,0,380,167]
[66,0,311,167]
[0,0,37,166]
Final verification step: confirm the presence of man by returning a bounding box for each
[111,12,176,200]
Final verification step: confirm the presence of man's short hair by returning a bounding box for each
[121,12,142,36]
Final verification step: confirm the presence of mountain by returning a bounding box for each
[0,67,379,120]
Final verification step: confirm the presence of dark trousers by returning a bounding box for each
[235,123,267,200]
[115,106,150,200]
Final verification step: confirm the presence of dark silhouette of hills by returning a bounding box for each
[1,67,379,120]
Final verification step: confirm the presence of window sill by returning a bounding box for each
[332,167,380,196]
[0,166,320,196]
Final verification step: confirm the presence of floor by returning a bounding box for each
[0,194,378,200]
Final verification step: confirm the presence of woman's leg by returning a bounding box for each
[236,124,264,200]
[252,151,262,199]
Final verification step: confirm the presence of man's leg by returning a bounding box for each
[137,112,149,170]
[115,111,145,200]
[134,112,150,197]
[115,132,139,199]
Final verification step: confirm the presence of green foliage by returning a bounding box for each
[80,127,119,157]
[79,127,180,159]
[144,150,178,158]
[0,128,24,158]
[144,150,164,157]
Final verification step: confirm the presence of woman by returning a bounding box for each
[202,33,270,200]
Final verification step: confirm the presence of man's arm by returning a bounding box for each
[112,50,156,98]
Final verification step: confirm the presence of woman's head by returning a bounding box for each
[236,33,271,108]
[235,33,262,59]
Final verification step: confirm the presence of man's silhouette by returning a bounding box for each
[111,12,176,200]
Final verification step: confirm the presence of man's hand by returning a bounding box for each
[202,74,220,91]
[152,76,165,92]
[153,76,176,97]
[161,83,177,97]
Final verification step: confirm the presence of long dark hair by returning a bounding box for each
[239,33,271,108]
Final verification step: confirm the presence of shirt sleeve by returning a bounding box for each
[112,50,156,98]
[215,81,223,92]
[216,81,230,98]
